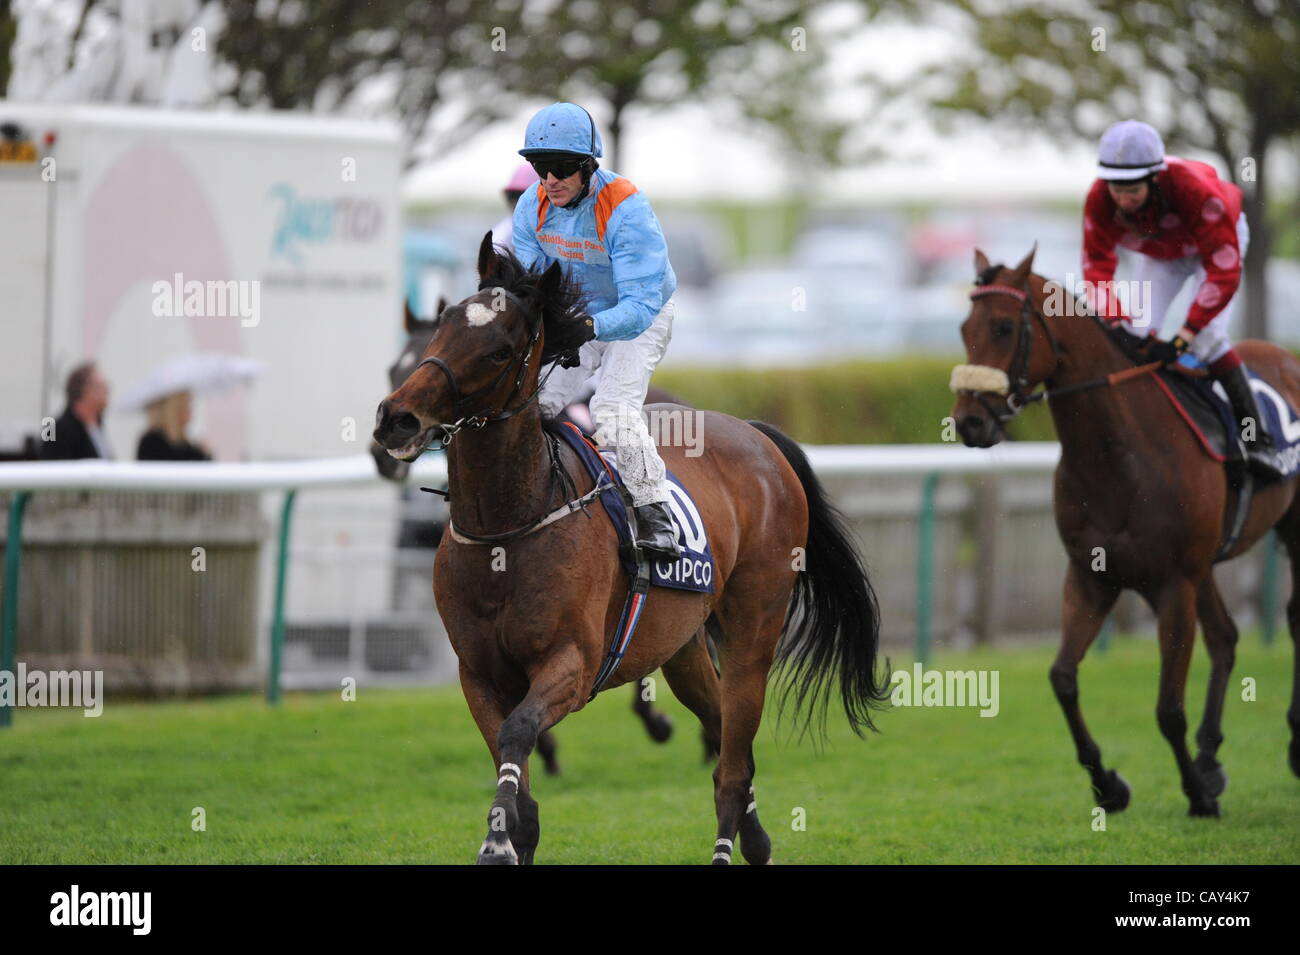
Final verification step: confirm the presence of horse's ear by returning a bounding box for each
[477,231,500,283]
[974,248,991,277]
[1008,243,1037,288]
[435,296,449,316]
[403,300,419,333]
[538,260,563,298]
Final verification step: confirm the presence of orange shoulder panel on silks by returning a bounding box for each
[595,178,638,243]
[535,183,550,232]
[533,177,639,242]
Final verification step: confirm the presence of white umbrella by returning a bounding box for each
[118,353,264,412]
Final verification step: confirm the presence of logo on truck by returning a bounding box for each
[268,183,384,265]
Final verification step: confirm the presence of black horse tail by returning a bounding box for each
[748,420,891,739]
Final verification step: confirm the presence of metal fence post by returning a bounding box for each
[267,488,297,704]
[2,492,31,728]
[1261,530,1278,646]
[917,472,939,668]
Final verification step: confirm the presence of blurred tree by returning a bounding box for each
[215,0,852,176]
[0,1,13,95]
[879,0,1299,340]
[482,0,848,174]
[217,0,516,154]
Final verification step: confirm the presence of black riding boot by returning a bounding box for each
[1218,364,1274,451]
[633,501,682,560]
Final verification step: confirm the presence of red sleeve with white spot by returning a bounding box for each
[1179,179,1243,336]
[1081,181,1127,322]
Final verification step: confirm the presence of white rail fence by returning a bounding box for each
[0,442,1286,721]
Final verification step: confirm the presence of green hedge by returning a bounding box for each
[653,357,1058,445]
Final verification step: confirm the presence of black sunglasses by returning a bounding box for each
[529,156,586,181]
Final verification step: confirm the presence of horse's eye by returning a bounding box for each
[993,321,1014,339]
[491,346,513,363]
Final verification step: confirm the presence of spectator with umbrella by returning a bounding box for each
[119,353,263,461]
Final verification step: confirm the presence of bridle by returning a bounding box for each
[410,281,589,544]
[414,284,565,446]
[955,274,1169,428]
[959,279,1062,426]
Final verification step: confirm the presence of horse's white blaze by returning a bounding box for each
[950,364,1010,395]
[466,302,496,326]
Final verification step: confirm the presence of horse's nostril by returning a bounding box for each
[388,412,419,440]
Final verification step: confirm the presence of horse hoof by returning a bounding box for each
[1195,757,1228,798]
[542,760,562,777]
[1289,740,1300,779]
[646,713,674,744]
[1094,770,1131,813]
[1188,798,1221,819]
[476,839,519,865]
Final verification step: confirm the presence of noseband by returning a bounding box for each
[414,285,563,445]
[955,279,1062,426]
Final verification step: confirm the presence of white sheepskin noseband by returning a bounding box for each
[950,364,1010,395]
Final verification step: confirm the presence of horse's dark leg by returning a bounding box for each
[1153,578,1220,817]
[1192,577,1236,797]
[708,604,783,866]
[660,629,723,766]
[632,678,674,743]
[458,664,524,865]
[472,651,582,866]
[1278,521,1300,778]
[1049,561,1127,811]
[536,729,561,776]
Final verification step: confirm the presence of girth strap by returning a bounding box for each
[588,551,652,701]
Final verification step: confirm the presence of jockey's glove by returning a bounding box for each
[558,317,597,368]
[1145,334,1190,366]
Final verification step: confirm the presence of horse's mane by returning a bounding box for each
[486,246,594,366]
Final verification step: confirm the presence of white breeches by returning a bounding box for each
[538,301,675,507]
[1124,214,1250,365]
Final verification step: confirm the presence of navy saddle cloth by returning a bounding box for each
[552,421,716,594]
[1155,357,1300,479]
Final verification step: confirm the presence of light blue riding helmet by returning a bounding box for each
[518,102,604,158]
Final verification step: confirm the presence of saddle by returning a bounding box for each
[1106,325,1300,557]
[550,419,716,594]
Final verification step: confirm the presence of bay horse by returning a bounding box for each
[373,234,887,863]
[952,246,1300,817]
[371,298,691,775]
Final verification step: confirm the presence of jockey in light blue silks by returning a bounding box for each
[511,102,682,560]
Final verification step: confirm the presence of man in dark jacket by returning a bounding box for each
[41,363,112,460]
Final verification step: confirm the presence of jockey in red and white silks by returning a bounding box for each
[1082,119,1269,451]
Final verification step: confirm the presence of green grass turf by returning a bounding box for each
[1,637,1296,864]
